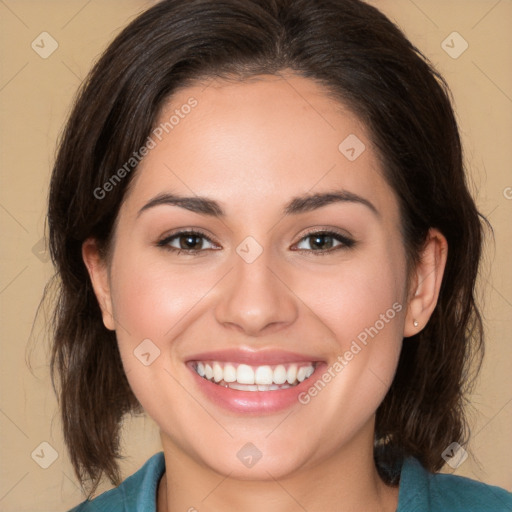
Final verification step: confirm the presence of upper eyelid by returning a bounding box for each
[293,227,355,247]
[159,228,216,240]
[158,229,218,247]
[293,230,355,250]
[298,227,352,239]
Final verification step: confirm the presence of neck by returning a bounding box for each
[157,421,399,512]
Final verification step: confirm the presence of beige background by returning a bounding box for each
[0,0,511,510]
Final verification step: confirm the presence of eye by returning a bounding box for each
[293,230,355,253]
[157,230,218,254]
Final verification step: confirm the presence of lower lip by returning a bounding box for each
[188,363,326,414]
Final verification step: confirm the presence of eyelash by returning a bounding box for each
[156,228,356,256]
[293,229,356,255]
[156,230,219,256]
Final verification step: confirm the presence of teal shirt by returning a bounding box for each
[69,452,512,511]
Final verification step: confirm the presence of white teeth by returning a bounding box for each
[286,365,297,384]
[228,383,292,392]
[273,365,287,384]
[229,383,258,391]
[297,366,308,382]
[194,361,316,389]
[213,362,223,382]
[237,364,255,384]
[255,365,273,385]
[223,364,237,383]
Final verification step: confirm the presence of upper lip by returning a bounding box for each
[186,348,323,365]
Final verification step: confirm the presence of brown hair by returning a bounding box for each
[46,0,486,496]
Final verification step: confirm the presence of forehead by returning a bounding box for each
[123,72,398,223]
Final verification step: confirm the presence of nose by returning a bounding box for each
[213,248,299,337]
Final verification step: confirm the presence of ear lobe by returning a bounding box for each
[82,238,115,331]
[404,228,448,337]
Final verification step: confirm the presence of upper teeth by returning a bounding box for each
[195,361,315,387]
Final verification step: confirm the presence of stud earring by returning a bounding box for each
[413,320,419,327]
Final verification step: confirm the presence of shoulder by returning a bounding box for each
[68,452,165,512]
[398,456,512,512]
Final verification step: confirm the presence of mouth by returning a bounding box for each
[186,349,326,414]
[192,361,317,391]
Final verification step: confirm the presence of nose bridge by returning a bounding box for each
[213,243,298,336]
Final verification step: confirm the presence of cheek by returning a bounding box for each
[291,244,406,418]
[294,247,406,351]
[106,251,211,421]
[109,249,220,344]
[106,248,228,412]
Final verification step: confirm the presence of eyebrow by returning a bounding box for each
[136,189,379,219]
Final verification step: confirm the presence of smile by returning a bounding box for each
[193,361,316,391]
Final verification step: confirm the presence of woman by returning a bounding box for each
[46,0,512,510]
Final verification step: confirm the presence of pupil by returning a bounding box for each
[312,235,333,250]
[181,235,201,250]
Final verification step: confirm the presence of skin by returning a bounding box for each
[83,71,447,512]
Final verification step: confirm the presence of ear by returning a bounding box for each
[403,228,448,337]
[82,238,115,331]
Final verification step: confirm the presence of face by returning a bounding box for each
[87,72,413,479]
